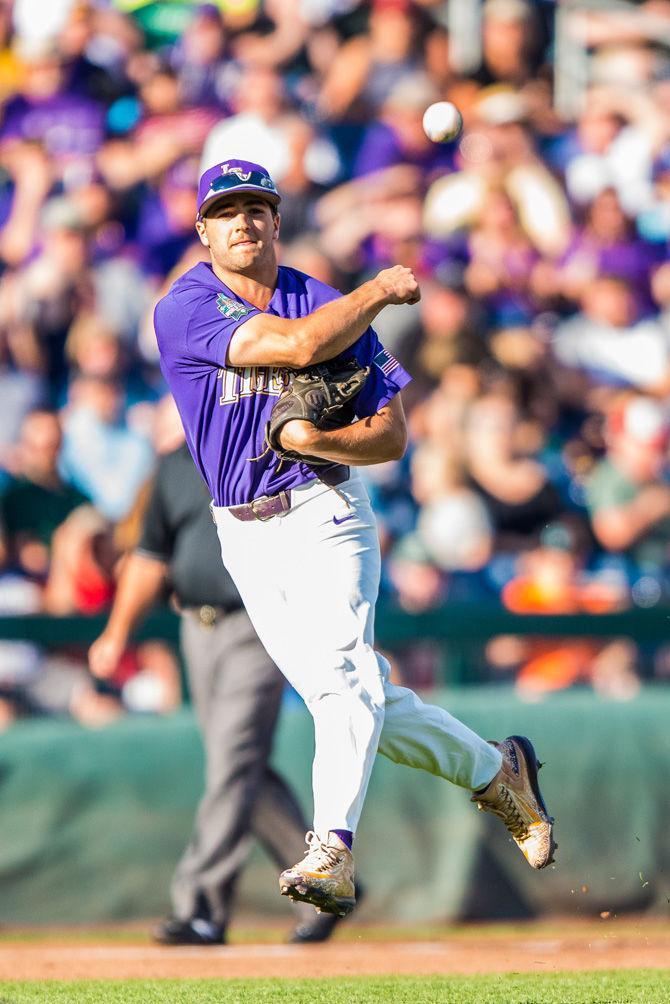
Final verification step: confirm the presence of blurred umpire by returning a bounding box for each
[88,419,346,945]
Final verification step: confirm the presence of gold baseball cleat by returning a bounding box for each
[279,831,356,917]
[471,735,556,869]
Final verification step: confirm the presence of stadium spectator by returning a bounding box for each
[0,409,90,582]
[0,196,93,392]
[551,276,670,395]
[387,530,448,614]
[0,140,53,267]
[200,63,297,181]
[43,504,116,616]
[478,0,548,88]
[411,440,493,573]
[167,4,231,110]
[313,161,426,274]
[423,97,571,259]
[60,375,154,521]
[550,92,657,218]
[463,187,541,326]
[585,396,670,589]
[493,519,634,699]
[134,156,201,277]
[0,344,45,480]
[0,43,106,175]
[556,188,661,313]
[316,0,432,121]
[352,72,453,181]
[463,390,563,558]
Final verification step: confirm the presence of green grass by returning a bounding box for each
[0,973,668,1004]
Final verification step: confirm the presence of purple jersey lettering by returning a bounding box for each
[155,262,411,506]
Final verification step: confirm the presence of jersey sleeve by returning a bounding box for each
[155,291,261,370]
[352,329,412,418]
[186,296,262,367]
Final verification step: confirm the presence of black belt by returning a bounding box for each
[228,466,350,522]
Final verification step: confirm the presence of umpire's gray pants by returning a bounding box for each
[170,608,311,927]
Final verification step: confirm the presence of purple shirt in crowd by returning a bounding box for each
[1,93,105,160]
[155,262,411,507]
[561,232,663,317]
[353,121,454,180]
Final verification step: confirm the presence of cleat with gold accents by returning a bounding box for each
[278,831,356,917]
[472,735,556,869]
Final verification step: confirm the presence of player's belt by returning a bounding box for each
[228,467,350,522]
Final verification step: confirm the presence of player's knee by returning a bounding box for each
[306,670,385,723]
[308,689,385,745]
[357,651,387,710]
[306,650,384,706]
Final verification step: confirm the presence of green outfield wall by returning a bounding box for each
[1,687,668,925]
[4,601,670,647]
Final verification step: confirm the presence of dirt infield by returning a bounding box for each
[1,921,669,981]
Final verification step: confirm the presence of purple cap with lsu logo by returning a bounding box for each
[197,159,281,218]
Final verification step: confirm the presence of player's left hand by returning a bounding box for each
[278,419,317,454]
[262,358,369,467]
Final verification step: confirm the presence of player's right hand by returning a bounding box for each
[374,265,421,306]
[88,632,125,679]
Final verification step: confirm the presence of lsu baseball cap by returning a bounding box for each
[197,159,281,218]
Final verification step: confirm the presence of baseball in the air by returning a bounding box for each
[422,101,463,143]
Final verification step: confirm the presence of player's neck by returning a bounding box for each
[211,259,278,311]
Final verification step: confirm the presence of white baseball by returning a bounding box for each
[422,101,463,143]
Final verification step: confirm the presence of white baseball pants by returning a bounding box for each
[211,473,502,836]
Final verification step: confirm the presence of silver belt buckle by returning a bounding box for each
[250,495,274,521]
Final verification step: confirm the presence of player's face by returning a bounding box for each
[196,194,279,275]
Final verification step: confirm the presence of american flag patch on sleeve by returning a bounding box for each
[373,348,399,377]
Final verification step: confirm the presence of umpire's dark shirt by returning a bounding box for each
[137,443,241,610]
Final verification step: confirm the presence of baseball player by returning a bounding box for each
[154,158,556,918]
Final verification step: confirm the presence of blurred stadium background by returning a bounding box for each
[0,0,669,928]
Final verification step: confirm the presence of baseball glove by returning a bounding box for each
[264,358,370,466]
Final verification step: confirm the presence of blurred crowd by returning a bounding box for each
[1,0,670,720]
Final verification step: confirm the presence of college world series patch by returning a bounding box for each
[216,294,251,321]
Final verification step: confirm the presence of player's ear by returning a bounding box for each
[272,211,280,240]
[195,219,210,247]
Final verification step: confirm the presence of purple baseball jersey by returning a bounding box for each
[155,262,411,506]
